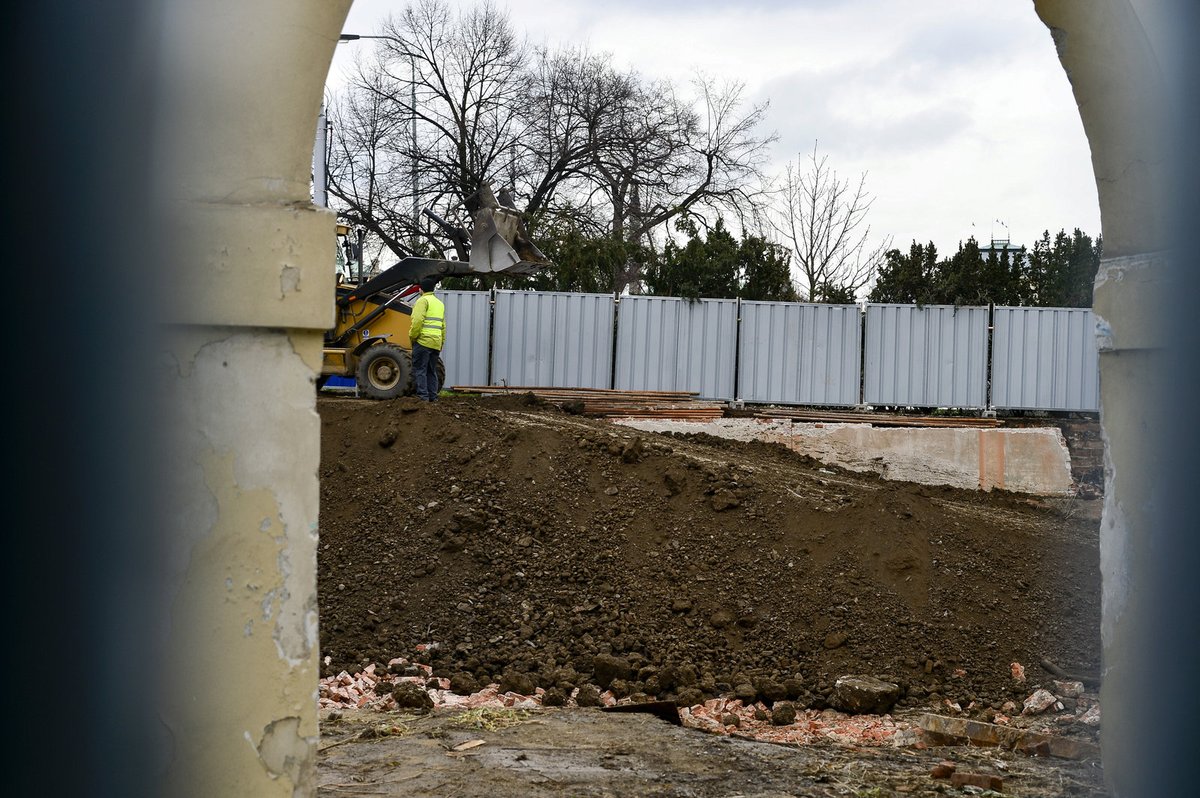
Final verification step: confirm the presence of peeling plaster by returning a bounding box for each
[280,264,301,296]
[1098,425,1129,651]
[1095,313,1114,351]
[160,327,321,795]
[1094,251,1164,287]
[257,716,314,790]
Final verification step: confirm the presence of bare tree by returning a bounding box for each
[772,143,892,301]
[328,0,528,259]
[628,75,774,240]
[326,67,419,261]
[325,0,775,290]
[514,45,633,226]
[581,73,776,292]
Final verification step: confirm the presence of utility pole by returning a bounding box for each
[411,56,419,254]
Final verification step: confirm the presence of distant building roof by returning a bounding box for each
[981,238,1023,256]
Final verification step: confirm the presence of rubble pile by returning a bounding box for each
[317,395,1102,725]
[317,655,1102,753]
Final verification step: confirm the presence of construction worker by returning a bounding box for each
[409,277,445,402]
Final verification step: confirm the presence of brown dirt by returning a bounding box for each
[317,394,1101,718]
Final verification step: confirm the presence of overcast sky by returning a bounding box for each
[327,0,1101,258]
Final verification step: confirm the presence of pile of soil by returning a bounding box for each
[317,395,1101,715]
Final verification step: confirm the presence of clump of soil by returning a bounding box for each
[317,395,1101,714]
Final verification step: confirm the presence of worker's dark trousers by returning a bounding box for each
[412,343,441,401]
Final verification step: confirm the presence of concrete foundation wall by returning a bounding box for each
[613,419,1075,496]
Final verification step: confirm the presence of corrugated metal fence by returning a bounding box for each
[739,302,861,406]
[864,304,990,409]
[490,290,614,389]
[614,296,737,400]
[431,290,1100,412]
[990,306,1100,411]
[441,290,491,388]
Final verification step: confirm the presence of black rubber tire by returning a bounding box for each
[356,344,411,400]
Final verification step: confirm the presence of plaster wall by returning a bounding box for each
[153,1,352,795]
[1033,2,1175,795]
[614,419,1075,496]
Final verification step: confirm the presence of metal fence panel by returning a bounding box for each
[491,290,615,389]
[990,306,1100,411]
[864,304,989,408]
[440,290,492,389]
[614,296,737,400]
[738,302,862,406]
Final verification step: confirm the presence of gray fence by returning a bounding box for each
[864,304,990,409]
[490,290,615,389]
[614,296,737,400]
[441,290,491,388]
[430,290,1099,413]
[739,302,861,406]
[990,306,1100,411]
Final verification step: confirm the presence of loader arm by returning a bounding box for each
[339,183,553,307]
[338,258,481,308]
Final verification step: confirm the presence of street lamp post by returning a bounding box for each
[313,101,329,207]
[338,34,421,252]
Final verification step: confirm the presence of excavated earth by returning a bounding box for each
[317,394,1102,722]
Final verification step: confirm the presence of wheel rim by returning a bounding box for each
[367,357,401,390]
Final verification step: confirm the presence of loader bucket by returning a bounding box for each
[468,206,553,276]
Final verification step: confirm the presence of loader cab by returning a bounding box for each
[335,222,366,286]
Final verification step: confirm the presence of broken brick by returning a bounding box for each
[1053,680,1085,698]
[950,772,1004,791]
[1022,688,1058,715]
[918,713,1100,760]
[930,760,956,779]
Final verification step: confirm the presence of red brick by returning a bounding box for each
[951,772,1004,791]
[930,761,956,779]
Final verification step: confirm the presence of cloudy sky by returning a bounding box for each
[327,0,1101,259]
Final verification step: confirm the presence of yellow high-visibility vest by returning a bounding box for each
[410,292,446,350]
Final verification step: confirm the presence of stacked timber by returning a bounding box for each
[450,386,726,421]
[752,407,1002,428]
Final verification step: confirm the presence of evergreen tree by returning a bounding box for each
[1024,228,1102,307]
[739,235,798,301]
[931,237,1026,306]
[645,218,741,299]
[1064,229,1102,307]
[869,241,939,304]
[525,219,645,293]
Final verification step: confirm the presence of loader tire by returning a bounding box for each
[357,344,411,400]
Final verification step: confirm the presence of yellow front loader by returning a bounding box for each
[321,184,552,399]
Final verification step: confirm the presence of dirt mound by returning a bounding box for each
[317,395,1101,715]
